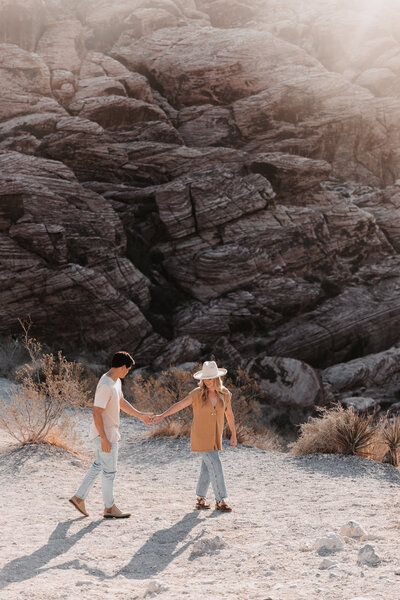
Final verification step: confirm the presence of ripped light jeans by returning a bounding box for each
[196,450,227,502]
[75,437,118,508]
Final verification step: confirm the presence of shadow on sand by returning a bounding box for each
[115,511,203,580]
[0,518,103,590]
[40,511,205,582]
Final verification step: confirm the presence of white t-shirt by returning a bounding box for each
[89,373,123,443]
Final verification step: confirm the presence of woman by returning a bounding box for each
[154,360,237,511]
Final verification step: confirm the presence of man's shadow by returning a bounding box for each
[0,518,103,590]
[115,511,203,580]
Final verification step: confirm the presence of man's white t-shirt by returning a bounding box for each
[89,373,122,443]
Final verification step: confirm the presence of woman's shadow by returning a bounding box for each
[115,511,204,580]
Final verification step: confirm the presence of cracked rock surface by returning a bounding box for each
[2,0,400,399]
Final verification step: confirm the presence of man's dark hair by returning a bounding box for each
[111,351,135,368]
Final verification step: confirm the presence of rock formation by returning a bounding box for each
[2,0,400,407]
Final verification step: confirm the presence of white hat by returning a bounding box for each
[193,360,227,380]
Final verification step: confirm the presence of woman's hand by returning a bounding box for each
[230,434,237,448]
[153,414,164,424]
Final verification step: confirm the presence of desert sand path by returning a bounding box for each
[1,408,400,600]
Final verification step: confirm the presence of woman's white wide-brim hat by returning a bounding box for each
[193,360,227,380]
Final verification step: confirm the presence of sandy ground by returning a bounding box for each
[1,379,400,600]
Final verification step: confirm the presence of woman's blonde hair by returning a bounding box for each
[200,377,226,406]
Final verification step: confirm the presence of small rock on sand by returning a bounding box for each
[313,532,344,555]
[340,521,367,539]
[357,544,381,567]
[319,558,337,570]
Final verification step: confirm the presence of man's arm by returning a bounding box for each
[224,392,237,448]
[120,397,154,425]
[93,406,111,453]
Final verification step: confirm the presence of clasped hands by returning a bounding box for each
[140,412,165,426]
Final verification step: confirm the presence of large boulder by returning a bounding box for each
[112,26,322,108]
[247,356,324,408]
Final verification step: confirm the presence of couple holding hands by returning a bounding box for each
[69,351,237,519]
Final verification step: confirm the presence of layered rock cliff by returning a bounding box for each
[2,0,400,389]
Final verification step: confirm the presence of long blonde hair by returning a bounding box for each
[199,377,226,406]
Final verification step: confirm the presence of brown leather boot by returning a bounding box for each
[69,495,89,517]
[103,504,131,519]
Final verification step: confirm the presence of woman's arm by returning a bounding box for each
[224,392,237,447]
[154,391,194,423]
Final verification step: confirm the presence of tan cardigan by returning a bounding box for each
[190,387,228,452]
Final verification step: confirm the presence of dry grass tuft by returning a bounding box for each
[381,416,400,466]
[360,418,387,462]
[146,421,192,439]
[290,404,376,457]
[290,405,344,456]
[127,366,280,451]
[334,408,375,456]
[290,404,400,466]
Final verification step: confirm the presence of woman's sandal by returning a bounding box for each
[215,499,232,512]
[195,497,211,510]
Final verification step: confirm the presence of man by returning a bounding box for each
[69,351,154,519]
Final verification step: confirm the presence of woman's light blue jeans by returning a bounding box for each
[75,437,118,509]
[196,450,227,502]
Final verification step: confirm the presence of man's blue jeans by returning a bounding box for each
[196,450,227,502]
[75,437,118,508]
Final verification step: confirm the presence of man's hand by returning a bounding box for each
[230,434,237,448]
[141,412,155,426]
[153,414,165,424]
[101,436,111,453]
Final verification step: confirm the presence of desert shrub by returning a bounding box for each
[290,404,377,457]
[126,366,281,451]
[381,416,400,467]
[43,413,83,453]
[0,325,90,446]
[334,408,375,456]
